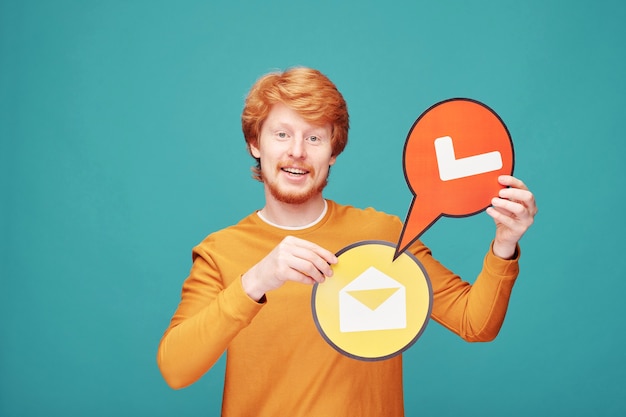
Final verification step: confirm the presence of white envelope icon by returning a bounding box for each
[339,266,406,333]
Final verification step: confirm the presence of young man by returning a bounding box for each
[157,67,537,416]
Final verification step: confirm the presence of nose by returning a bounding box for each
[288,136,306,159]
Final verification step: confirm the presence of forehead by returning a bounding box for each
[263,103,331,134]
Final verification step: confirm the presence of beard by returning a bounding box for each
[266,176,329,204]
[261,163,331,205]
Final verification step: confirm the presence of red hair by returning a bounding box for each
[241,67,349,181]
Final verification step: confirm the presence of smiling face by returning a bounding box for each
[250,103,337,205]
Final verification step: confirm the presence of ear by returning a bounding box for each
[249,141,261,158]
[329,154,337,166]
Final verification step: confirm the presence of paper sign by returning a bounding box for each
[312,241,432,361]
[395,98,514,258]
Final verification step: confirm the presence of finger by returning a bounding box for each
[490,200,535,236]
[498,188,533,204]
[486,207,524,234]
[498,188,537,217]
[286,269,320,285]
[486,206,507,222]
[491,197,529,220]
[283,236,337,272]
[486,206,525,232]
[498,184,530,198]
[286,256,328,283]
[498,175,528,190]
[293,238,338,265]
[289,245,335,278]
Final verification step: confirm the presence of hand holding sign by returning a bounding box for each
[395,98,514,258]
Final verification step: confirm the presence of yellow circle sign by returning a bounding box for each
[312,241,433,361]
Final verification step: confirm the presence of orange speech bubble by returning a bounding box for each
[395,98,514,259]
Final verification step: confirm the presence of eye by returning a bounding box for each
[307,135,320,144]
[276,131,288,140]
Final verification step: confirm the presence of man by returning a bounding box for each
[157,67,537,416]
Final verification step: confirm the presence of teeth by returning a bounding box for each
[283,168,307,175]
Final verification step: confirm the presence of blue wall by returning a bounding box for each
[2,0,625,415]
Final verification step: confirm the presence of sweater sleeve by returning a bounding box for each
[413,241,520,342]
[157,246,265,389]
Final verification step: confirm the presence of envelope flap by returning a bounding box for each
[342,266,402,291]
[346,287,400,310]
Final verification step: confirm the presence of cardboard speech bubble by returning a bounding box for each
[395,98,514,259]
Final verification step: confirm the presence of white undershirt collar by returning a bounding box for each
[257,200,328,230]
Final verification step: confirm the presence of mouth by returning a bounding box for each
[281,167,310,176]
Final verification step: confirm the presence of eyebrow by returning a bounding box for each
[270,122,329,137]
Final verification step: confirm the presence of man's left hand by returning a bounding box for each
[486,175,538,259]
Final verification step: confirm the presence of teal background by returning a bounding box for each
[2,0,625,415]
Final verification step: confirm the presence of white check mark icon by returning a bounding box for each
[434,136,503,181]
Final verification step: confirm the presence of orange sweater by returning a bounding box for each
[157,200,519,416]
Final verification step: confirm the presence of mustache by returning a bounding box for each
[278,161,314,172]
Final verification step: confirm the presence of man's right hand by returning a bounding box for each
[241,236,338,301]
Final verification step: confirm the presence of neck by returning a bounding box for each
[259,193,327,227]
